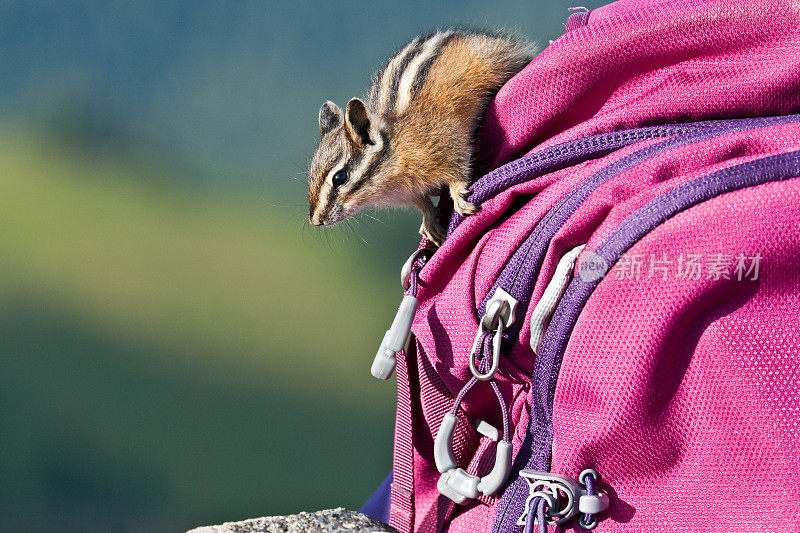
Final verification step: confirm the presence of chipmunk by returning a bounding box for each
[307,29,536,245]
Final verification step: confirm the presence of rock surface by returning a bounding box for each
[187,508,398,533]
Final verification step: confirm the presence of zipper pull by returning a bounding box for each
[371,248,433,380]
[371,294,418,380]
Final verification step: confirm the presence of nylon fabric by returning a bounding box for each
[551,176,800,532]
[388,0,800,531]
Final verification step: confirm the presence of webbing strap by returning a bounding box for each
[390,342,415,532]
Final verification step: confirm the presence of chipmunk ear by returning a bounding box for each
[345,98,374,147]
[319,101,343,135]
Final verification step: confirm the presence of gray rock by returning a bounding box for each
[187,508,398,533]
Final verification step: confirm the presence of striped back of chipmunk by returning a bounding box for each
[370,30,456,116]
[368,30,535,119]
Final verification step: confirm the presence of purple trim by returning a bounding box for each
[447,124,698,235]
[492,150,800,532]
[478,115,800,348]
[565,9,591,32]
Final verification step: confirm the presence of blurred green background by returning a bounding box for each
[0,2,604,531]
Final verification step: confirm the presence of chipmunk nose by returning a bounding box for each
[309,213,324,226]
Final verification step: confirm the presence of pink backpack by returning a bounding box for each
[367,1,800,531]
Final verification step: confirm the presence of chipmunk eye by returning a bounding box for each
[332,170,348,188]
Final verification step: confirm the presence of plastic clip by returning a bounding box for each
[372,248,432,380]
[516,469,609,529]
[468,291,516,381]
[371,294,417,380]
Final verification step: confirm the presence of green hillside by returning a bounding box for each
[0,131,416,532]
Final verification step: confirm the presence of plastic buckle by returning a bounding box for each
[516,469,609,529]
[433,413,512,504]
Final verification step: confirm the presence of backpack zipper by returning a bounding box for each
[476,115,800,356]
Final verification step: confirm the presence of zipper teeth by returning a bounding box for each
[479,133,683,317]
[447,125,698,236]
[478,131,693,299]
[530,149,800,501]
[468,124,701,205]
[502,134,683,291]
[479,114,800,335]
[467,113,800,221]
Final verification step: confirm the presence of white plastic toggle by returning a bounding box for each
[473,418,500,441]
[437,471,468,504]
[579,492,609,514]
[371,294,418,379]
[477,440,512,495]
[433,413,458,472]
[446,468,480,499]
[434,414,512,504]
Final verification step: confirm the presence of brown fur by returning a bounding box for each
[308,30,536,244]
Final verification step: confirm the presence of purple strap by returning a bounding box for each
[360,471,393,523]
[583,474,596,526]
[523,497,548,533]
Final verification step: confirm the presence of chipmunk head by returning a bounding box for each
[308,98,390,226]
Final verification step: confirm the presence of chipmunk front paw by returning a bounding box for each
[453,187,477,216]
[419,220,445,246]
